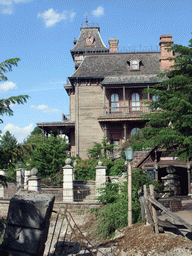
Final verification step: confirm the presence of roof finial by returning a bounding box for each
[85,12,88,27]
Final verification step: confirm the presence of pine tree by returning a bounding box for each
[26,134,69,178]
[0,58,29,123]
[131,37,192,161]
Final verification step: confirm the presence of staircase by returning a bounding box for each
[131,150,150,168]
[73,180,96,203]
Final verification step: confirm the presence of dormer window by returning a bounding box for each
[130,59,139,70]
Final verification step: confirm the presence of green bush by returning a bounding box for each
[95,168,163,238]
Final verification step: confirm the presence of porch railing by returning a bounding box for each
[103,106,156,116]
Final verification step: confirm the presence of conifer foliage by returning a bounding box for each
[0,58,29,123]
[131,38,192,161]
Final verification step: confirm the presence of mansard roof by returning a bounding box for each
[70,26,109,55]
[69,52,162,82]
[101,74,166,85]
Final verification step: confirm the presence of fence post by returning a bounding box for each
[0,170,5,198]
[149,184,159,234]
[143,185,149,225]
[63,158,73,202]
[28,168,41,192]
[96,160,106,199]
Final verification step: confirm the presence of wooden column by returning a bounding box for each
[147,85,150,101]
[155,169,158,181]
[123,123,127,141]
[123,85,125,114]
[103,86,106,115]
[104,124,108,140]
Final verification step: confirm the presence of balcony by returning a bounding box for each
[98,106,155,121]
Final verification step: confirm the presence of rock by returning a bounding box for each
[1,190,55,256]
[113,229,124,240]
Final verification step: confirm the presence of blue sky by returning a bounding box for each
[0,0,191,143]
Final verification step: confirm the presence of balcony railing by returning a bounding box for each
[103,106,155,116]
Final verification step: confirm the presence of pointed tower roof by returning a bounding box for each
[70,26,109,58]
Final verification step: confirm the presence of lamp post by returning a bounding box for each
[154,163,158,181]
[125,147,134,227]
[186,162,191,195]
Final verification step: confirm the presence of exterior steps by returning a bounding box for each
[73,180,97,202]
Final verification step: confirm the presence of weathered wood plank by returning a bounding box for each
[149,185,159,234]
[139,196,146,223]
[140,196,154,225]
[147,197,192,231]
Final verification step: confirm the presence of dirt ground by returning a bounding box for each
[75,210,192,256]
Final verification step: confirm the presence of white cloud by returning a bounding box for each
[1,5,13,14]
[0,0,32,15]
[37,8,76,27]
[31,104,61,113]
[3,123,33,143]
[92,6,104,17]
[69,12,76,21]
[0,81,17,92]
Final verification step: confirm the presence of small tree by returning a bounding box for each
[131,37,192,161]
[0,131,19,181]
[27,134,69,178]
[87,137,115,158]
[0,58,29,123]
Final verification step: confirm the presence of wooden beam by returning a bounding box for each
[147,197,192,231]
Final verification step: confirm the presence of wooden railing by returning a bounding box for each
[103,106,155,116]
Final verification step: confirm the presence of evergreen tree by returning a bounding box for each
[0,130,17,149]
[30,126,42,136]
[131,37,192,161]
[0,58,29,123]
[26,134,69,178]
[0,131,19,182]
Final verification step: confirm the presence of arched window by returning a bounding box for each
[111,93,119,112]
[131,127,140,136]
[132,93,140,110]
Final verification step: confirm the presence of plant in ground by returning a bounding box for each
[130,37,192,161]
[95,168,162,238]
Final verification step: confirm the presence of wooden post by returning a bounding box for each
[187,169,191,195]
[128,161,132,227]
[149,185,159,234]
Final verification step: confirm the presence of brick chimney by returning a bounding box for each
[159,35,174,70]
[109,37,119,53]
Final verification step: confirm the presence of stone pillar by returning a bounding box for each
[28,168,41,192]
[16,168,22,188]
[63,158,73,202]
[96,160,106,198]
[0,170,6,198]
[24,169,31,189]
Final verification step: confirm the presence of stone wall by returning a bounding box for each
[4,183,17,199]
[41,187,63,202]
[78,84,104,159]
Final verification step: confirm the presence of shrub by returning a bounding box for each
[95,168,162,238]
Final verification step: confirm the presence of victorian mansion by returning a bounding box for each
[37,24,192,195]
